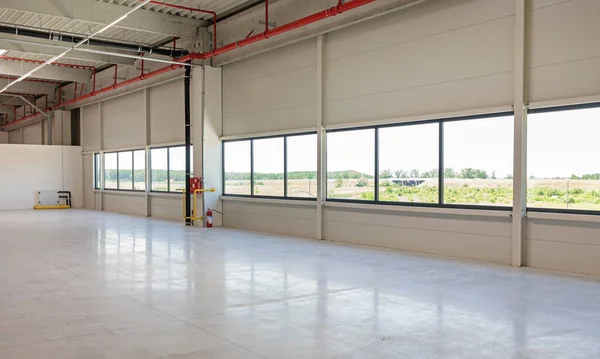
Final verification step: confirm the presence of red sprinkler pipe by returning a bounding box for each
[138,0,217,50]
[0,56,96,71]
[176,0,375,62]
[0,64,183,129]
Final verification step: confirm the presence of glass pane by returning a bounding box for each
[224,141,251,195]
[327,129,375,201]
[444,116,513,206]
[287,134,317,198]
[169,146,189,192]
[133,150,146,191]
[528,107,600,211]
[151,148,168,191]
[253,137,284,197]
[118,151,133,190]
[379,123,439,203]
[104,153,118,189]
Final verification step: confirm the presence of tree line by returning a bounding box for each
[104,169,187,182]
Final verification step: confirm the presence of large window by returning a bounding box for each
[104,149,146,191]
[223,133,317,199]
[443,115,513,206]
[150,145,193,192]
[327,129,375,201]
[528,106,600,212]
[325,114,513,208]
[379,123,439,204]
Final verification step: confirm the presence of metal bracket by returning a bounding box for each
[258,20,277,29]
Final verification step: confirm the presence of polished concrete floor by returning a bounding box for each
[1,210,599,358]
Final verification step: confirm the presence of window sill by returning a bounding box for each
[220,196,316,206]
[324,201,512,218]
[149,192,181,198]
[102,190,146,197]
[527,211,600,223]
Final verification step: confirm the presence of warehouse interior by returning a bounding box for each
[1,0,600,357]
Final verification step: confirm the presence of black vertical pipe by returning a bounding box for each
[184,61,192,225]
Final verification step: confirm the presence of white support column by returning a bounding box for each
[99,103,105,211]
[316,35,326,240]
[144,88,151,217]
[512,0,528,267]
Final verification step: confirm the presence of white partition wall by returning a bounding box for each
[0,144,82,210]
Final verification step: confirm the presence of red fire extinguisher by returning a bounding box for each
[206,209,213,228]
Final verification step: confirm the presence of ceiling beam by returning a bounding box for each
[0,81,56,97]
[0,38,136,66]
[0,61,90,83]
[0,95,31,106]
[0,0,200,39]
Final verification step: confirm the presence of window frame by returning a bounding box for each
[222,132,318,201]
[526,102,600,216]
[103,149,145,193]
[326,112,514,211]
[93,153,100,190]
[149,144,192,193]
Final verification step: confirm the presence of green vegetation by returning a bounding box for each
[104,169,189,182]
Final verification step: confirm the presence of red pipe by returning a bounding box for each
[176,0,375,62]
[0,64,183,129]
[139,0,217,50]
[0,56,96,71]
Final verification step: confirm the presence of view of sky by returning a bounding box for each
[529,107,600,178]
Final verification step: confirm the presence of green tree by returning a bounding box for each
[380,169,392,178]
[395,169,408,178]
[444,168,457,179]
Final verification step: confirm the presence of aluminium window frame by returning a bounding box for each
[325,112,514,211]
[149,145,192,194]
[222,132,318,201]
[103,149,145,193]
[93,153,101,190]
[526,102,600,216]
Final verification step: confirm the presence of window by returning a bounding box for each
[443,115,513,206]
[150,145,193,192]
[287,134,317,198]
[327,129,375,201]
[223,133,317,199]
[379,123,439,204]
[224,140,252,195]
[528,106,600,211]
[103,150,145,191]
[104,152,118,190]
[253,137,284,197]
[94,153,100,189]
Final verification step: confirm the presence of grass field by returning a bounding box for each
[225,178,600,210]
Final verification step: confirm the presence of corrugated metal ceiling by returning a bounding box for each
[97,0,257,20]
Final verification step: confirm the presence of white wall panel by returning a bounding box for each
[325,0,514,125]
[526,219,600,276]
[22,123,43,145]
[0,145,82,210]
[150,196,181,221]
[0,132,7,144]
[8,130,21,144]
[102,91,145,150]
[223,38,317,136]
[324,208,512,264]
[150,80,184,145]
[82,154,94,210]
[223,202,317,238]
[82,104,100,152]
[529,0,600,102]
[103,192,146,216]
